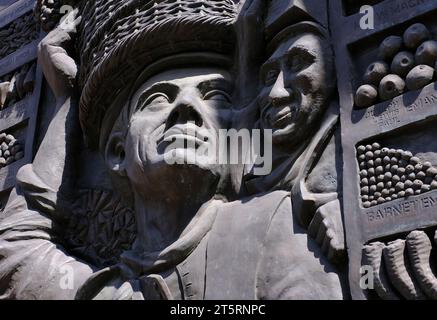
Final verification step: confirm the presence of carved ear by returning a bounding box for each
[105,132,127,176]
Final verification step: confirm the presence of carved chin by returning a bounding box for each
[272,123,298,145]
[164,148,211,166]
[271,101,326,147]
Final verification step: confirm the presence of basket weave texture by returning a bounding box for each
[76,0,238,147]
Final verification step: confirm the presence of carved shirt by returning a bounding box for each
[76,192,347,300]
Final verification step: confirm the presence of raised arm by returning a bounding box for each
[0,10,95,300]
[32,9,82,197]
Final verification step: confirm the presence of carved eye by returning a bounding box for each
[289,56,304,71]
[264,69,279,86]
[203,90,231,103]
[142,93,170,109]
[287,49,316,72]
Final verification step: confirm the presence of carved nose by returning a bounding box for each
[269,72,293,107]
[166,99,203,129]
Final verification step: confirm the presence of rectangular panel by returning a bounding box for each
[330,0,437,300]
[0,0,40,193]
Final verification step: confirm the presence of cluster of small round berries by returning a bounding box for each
[358,142,437,208]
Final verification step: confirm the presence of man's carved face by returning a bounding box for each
[119,67,233,197]
[258,33,334,150]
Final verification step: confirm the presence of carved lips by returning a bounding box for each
[160,124,209,152]
[262,103,298,131]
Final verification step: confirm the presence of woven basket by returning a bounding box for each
[75,0,239,148]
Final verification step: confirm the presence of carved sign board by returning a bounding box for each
[0,0,42,192]
[344,0,436,44]
[331,0,437,300]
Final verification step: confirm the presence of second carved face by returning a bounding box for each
[258,32,334,151]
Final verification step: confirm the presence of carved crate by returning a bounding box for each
[331,0,437,299]
[0,0,42,196]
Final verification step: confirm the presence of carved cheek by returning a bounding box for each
[205,104,232,132]
[258,88,273,110]
[124,126,142,167]
[218,108,233,128]
[294,68,323,96]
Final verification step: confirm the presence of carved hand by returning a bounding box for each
[37,8,81,100]
[308,200,346,264]
[31,9,82,198]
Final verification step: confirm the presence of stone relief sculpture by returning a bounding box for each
[355,23,437,108]
[0,11,39,59]
[0,62,36,109]
[330,0,437,300]
[0,0,436,300]
[249,17,345,265]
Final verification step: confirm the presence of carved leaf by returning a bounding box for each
[64,189,136,267]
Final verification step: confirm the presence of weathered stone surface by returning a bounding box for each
[379,36,404,61]
[416,40,437,66]
[0,11,39,59]
[0,0,436,302]
[403,23,431,50]
[391,51,415,77]
[406,65,435,90]
[379,74,405,100]
[331,0,437,301]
